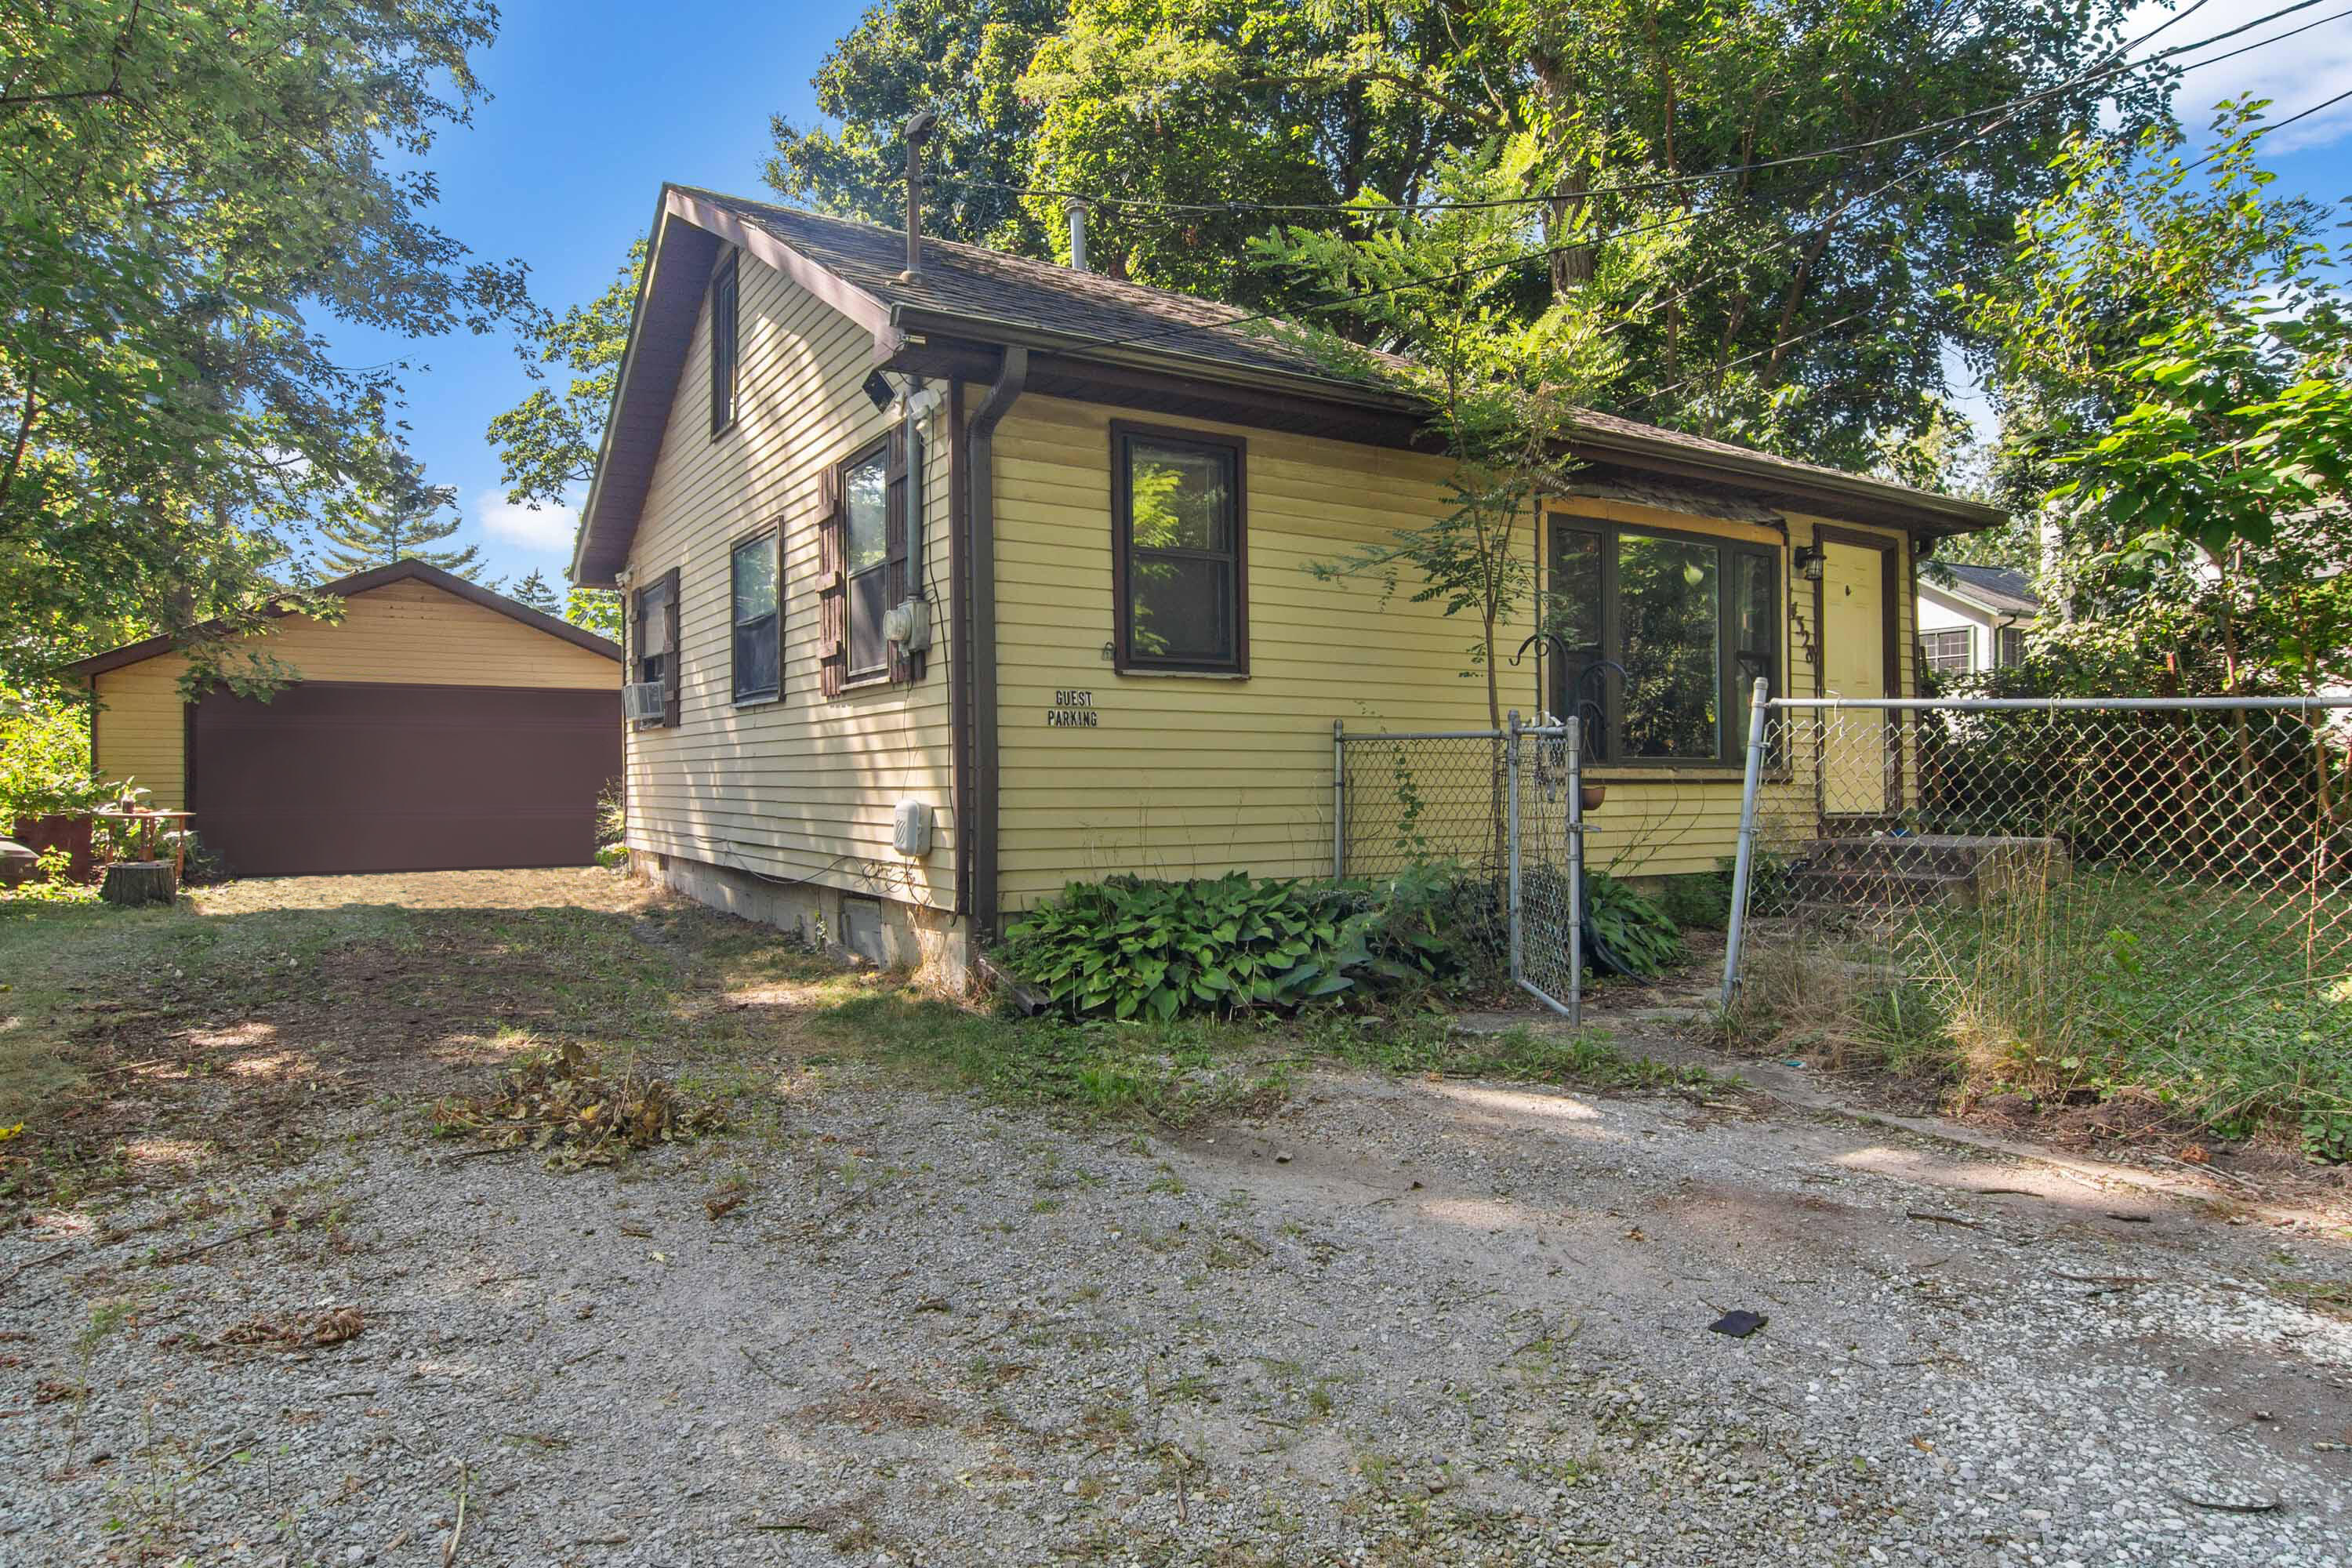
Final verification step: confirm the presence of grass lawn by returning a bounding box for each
[0,869,1705,1211]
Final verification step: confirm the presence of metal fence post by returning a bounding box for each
[1566,715,1584,1026]
[1720,677,1773,1010]
[1505,710,1523,989]
[1330,720,1346,882]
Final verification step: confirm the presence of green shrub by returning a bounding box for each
[1000,872,1445,1022]
[1715,850,1798,917]
[0,684,107,818]
[1582,871,1685,978]
[1657,873,1730,931]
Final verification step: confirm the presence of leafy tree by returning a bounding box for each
[564,586,622,640]
[511,570,561,615]
[489,244,644,512]
[486,249,637,642]
[1251,136,1630,730]
[1,0,532,695]
[1004,0,2164,462]
[1962,103,2350,701]
[314,437,484,580]
[764,0,1064,256]
[1016,0,1494,307]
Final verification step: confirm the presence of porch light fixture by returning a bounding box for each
[1792,544,1825,582]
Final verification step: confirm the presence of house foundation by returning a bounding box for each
[630,851,971,992]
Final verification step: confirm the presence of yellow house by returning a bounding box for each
[571,187,2004,982]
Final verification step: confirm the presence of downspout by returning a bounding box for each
[965,345,1029,942]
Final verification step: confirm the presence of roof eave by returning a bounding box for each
[569,185,686,590]
[887,304,1425,418]
[1564,423,2009,538]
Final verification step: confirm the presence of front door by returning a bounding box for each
[1820,538,1890,816]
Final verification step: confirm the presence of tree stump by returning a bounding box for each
[100,860,177,907]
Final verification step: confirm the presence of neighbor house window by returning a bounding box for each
[1997,626,2026,668]
[709,252,739,437]
[844,443,891,677]
[1112,424,1247,674]
[731,532,779,702]
[1547,519,1777,765]
[1922,629,1971,674]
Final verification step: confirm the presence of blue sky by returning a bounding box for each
[346,0,2352,590]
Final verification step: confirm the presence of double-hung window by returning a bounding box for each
[1922,629,1971,674]
[844,442,891,678]
[731,532,779,702]
[1547,518,1778,766]
[1997,626,2026,669]
[1112,424,1247,674]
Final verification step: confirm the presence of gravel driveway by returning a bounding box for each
[4,873,2350,1566]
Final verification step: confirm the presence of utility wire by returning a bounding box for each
[928,0,2321,223]
[1089,0,2344,375]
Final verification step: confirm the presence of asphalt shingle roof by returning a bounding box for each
[681,190,1998,520]
[1936,562,2041,615]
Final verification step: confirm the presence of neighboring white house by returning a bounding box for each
[1917,563,2038,676]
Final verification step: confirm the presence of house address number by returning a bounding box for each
[1047,689,1100,729]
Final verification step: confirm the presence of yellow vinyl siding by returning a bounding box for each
[89,579,617,810]
[619,253,957,910]
[991,393,1912,902]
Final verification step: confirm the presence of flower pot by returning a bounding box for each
[1579,782,1608,813]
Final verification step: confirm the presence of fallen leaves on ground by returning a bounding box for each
[214,1307,365,1351]
[431,1041,727,1171]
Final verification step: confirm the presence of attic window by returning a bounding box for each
[710,252,739,438]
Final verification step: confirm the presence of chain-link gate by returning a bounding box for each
[1720,688,2352,1129]
[1332,715,1584,1020]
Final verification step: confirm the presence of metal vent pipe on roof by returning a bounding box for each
[902,111,940,279]
[1065,199,1089,271]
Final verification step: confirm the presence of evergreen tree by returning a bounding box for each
[315,442,483,580]
[510,569,561,613]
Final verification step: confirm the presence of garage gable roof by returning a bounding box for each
[61,559,622,679]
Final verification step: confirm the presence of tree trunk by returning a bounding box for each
[101,860,177,907]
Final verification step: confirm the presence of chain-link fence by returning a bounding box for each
[1723,695,2352,1148]
[1334,717,1736,1020]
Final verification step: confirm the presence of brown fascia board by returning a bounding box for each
[571,191,728,588]
[60,560,620,680]
[574,187,902,589]
[887,326,2007,539]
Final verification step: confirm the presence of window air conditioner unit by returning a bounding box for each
[622,681,666,722]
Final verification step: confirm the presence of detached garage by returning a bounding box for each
[67,561,622,878]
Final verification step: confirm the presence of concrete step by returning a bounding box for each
[1788,865,1980,908]
[1806,833,2065,878]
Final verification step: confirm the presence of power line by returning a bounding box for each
[930,0,2325,224]
[1070,0,2287,358]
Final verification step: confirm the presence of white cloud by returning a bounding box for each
[2131,0,2352,154]
[474,488,579,553]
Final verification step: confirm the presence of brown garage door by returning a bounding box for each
[190,681,622,877]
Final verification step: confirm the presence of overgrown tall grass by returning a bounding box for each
[1736,862,2352,1158]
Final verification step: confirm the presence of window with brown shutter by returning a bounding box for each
[816,464,848,699]
[816,432,927,698]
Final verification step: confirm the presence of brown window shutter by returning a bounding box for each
[816,463,847,699]
[884,427,912,684]
[660,566,681,728]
